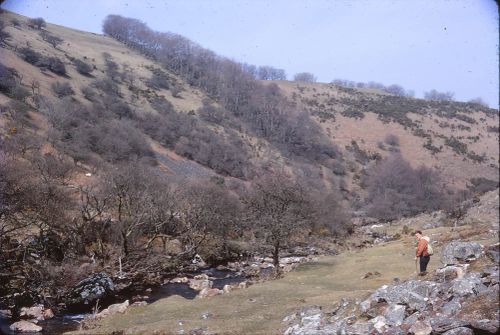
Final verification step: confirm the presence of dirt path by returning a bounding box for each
[71,236,431,335]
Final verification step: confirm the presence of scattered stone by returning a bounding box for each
[409,320,432,335]
[201,312,212,319]
[441,242,483,265]
[171,277,189,284]
[9,320,43,332]
[362,271,381,279]
[42,308,54,319]
[188,279,213,291]
[197,288,222,299]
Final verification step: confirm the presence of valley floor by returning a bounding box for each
[70,229,454,335]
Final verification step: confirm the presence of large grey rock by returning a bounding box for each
[369,280,440,311]
[9,320,42,332]
[441,297,462,316]
[283,306,324,335]
[442,327,473,335]
[470,319,499,334]
[449,272,487,297]
[384,304,405,326]
[430,316,469,333]
[441,242,482,265]
[67,272,114,305]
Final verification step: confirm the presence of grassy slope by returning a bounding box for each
[273,80,499,189]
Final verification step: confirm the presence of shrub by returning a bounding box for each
[46,57,66,75]
[81,86,96,101]
[28,17,46,30]
[445,136,467,155]
[384,134,400,146]
[0,63,18,95]
[18,47,43,65]
[0,20,11,45]
[74,59,93,76]
[51,82,74,98]
[10,18,21,27]
[40,31,63,48]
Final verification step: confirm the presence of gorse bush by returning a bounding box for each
[51,81,74,98]
[74,59,93,75]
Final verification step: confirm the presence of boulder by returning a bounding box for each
[19,305,44,321]
[470,319,499,334]
[9,320,42,332]
[369,280,439,311]
[188,279,213,291]
[441,297,462,316]
[442,327,473,335]
[67,272,114,305]
[97,300,129,318]
[430,316,469,333]
[384,303,406,326]
[42,308,54,319]
[449,273,487,297]
[441,242,482,265]
[197,288,222,299]
[436,265,468,281]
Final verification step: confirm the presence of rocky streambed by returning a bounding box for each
[0,254,317,334]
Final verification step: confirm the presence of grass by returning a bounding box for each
[70,235,433,335]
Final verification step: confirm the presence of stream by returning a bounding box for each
[0,267,246,335]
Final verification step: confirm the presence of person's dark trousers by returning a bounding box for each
[420,256,430,272]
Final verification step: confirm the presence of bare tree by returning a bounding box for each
[28,17,46,30]
[293,72,317,82]
[244,173,312,274]
[424,89,454,101]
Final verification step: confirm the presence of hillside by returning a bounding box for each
[274,80,499,189]
[0,9,499,335]
[1,10,498,195]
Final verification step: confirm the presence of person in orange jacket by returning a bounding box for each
[415,230,430,275]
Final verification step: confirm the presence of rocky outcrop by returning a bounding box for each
[283,241,499,335]
[441,242,483,265]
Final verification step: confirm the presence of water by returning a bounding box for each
[0,268,246,335]
[0,314,84,335]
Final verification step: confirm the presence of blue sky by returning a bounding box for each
[2,0,498,107]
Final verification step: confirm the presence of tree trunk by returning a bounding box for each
[273,242,281,276]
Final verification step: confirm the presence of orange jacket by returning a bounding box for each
[416,238,429,257]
